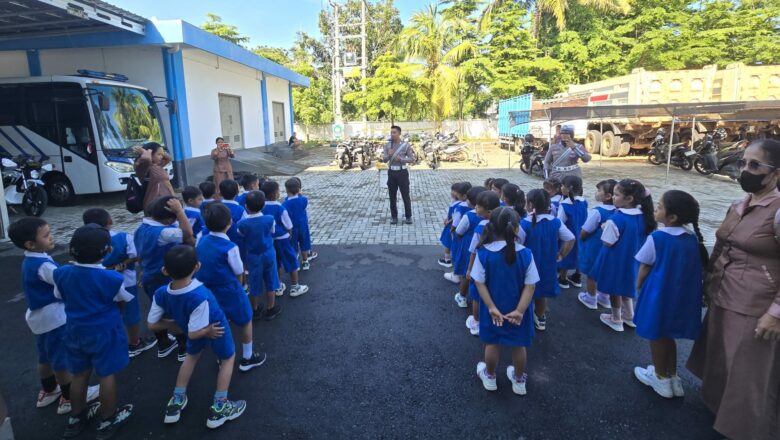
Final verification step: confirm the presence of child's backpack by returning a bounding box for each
[125,174,147,214]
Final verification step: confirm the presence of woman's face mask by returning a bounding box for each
[738,170,770,194]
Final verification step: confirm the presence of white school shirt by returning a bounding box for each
[23,251,66,335]
[581,204,616,234]
[550,194,562,217]
[601,207,642,245]
[556,196,586,224]
[520,214,575,245]
[468,221,526,254]
[455,209,476,236]
[209,232,244,276]
[147,279,210,333]
[451,201,469,228]
[634,226,694,266]
[470,241,540,285]
[142,218,184,245]
[265,201,293,240]
[53,263,134,303]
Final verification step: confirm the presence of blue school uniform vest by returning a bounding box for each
[196,235,242,289]
[134,222,176,284]
[238,215,275,256]
[558,198,588,270]
[53,265,124,332]
[222,201,245,244]
[262,203,289,239]
[104,232,134,272]
[476,245,535,347]
[592,211,648,298]
[22,256,59,311]
[579,206,615,275]
[153,283,229,335]
[450,203,472,264]
[635,231,703,340]
[550,195,562,217]
[521,217,562,298]
[455,211,482,274]
[439,201,458,249]
[237,192,249,208]
[184,207,203,236]
[283,196,309,228]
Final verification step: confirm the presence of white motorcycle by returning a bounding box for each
[2,157,51,216]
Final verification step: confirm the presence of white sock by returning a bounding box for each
[242,343,252,360]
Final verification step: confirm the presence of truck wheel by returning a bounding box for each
[600,131,620,157]
[584,130,602,154]
[618,141,632,157]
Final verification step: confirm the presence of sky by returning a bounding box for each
[110,0,423,49]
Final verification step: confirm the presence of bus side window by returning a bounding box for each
[57,100,95,163]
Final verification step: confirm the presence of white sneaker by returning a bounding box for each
[577,292,598,310]
[465,315,476,329]
[506,366,528,396]
[56,384,99,415]
[671,375,685,397]
[621,310,636,328]
[600,313,624,332]
[469,325,479,336]
[634,365,674,398]
[36,386,61,408]
[289,284,309,297]
[454,293,468,308]
[533,314,546,331]
[275,283,286,297]
[444,272,461,284]
[476,362,497,391]
[596,293,612,309]
[86,384,100,404]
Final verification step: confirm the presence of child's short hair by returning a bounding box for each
[466,186,487,206]
[82,208,111,227]
[240,173,259,189]
[182,186,202,204]
[454,181,472,197]
[476,190,500,211]
[70,224,111,264]
[596,179,617,199]
[284,178,301,194]
[199,181,216,199]
[149,196,178,222]
[245,190,266,213]
[261,180,279,200]
[491,178,509,192]
[543,178,562,192]
[203,202,232,232]
[164,245,199,280]
[561,175,583,198]
[219,179,239,200]
[483,177,494,188]
[526,188,551,226]
[8,217,48,250]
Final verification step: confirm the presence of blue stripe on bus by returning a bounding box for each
[11,126,48,161]
[0,127,30,157]
[0,144,11,157]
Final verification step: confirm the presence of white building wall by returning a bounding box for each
[182,49,264,158]
[0,51,30,78]
[265,75,292,142]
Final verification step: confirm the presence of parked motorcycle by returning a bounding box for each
[335,141,354,169]
[693,128,747,179]
[2,156,51,216]
[647,128,694,170]
[352,139,372,170]
[528,142,547,178]
[520,134,537,174]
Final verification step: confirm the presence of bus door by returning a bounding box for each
[52,87,101,194]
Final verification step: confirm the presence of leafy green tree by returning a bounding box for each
[253,46,290,65]
[201,13,250,47]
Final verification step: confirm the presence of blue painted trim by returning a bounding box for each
[26,50,41,76]
[260,76,270,145]
[288,82,294,134]
[0,127,30,157]
[162,48,192,160]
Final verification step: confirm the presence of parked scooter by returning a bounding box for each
[528,142,547,178]
[2,156,51,216]
[352,139,372,170]
[520,134,537,174]
[693,128,747,179]
[335,141,354,169]
[647,128,694,170]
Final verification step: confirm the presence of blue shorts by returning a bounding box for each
[246,252,280,296]
[187,321,235,360]
[291,225,312,253]
[36,325,69,371]
[122,286,141,327]
[66,325,129,377]
[209,283,252,326]
[274,237,299,273]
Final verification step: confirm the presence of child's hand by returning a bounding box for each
[556,254,563,262]
[465,272,471,281]
[205,323,225,339]
[489,307,504,327]
[165,198,184,214]
[504,309,524,325]
[444,218,452,225]
[114,263,126,272]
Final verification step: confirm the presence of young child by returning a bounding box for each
[473,207,539,395]
[199,181,218,212]
[134,196,194,358]
[491,178,509,204]
[437,183,463,268]
[182,186,204,237]
[218,179,247,247]
[591,179,657,332]
[521,189,575,331]
[237,174,260,208]
[577,179,617,310]
[543,178,562,218]
[284,177,318,271]
[453,186,488,308]
[465,191,501,335]
[633,190,707,398]
[82,208,156,358]
[238,191,282,321]
[147,245,247,428]
[261,180,309,297]
[444,182,472,284]
[197,203,266,372]
[556,176,588,289]
[53,225,134,439]
[501,183,526,219]
[9,218,99,415]
[483,178,495,190]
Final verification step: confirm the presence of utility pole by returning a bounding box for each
[360,0,367,133]
[330,1,343,124]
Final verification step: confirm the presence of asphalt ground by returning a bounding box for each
[0,243,719,440]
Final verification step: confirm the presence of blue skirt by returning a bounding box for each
[478,301,534,347]
[439,225,452,249]
[468,280,480,301]
[558,240,579,270]
[578,235,601,276]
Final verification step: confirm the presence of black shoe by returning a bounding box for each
[239,352,267,372]
[157,335,178,358]
[437,258,453,268]
[96,404,133,440]
[404,218,413,225]
[128,336,157,358]
[264,305,282,321]
[558,276,571,289]
[568,272,583,288]
[390,218,398,225]
[164,395,188,424]
[252,308,264,321]
[177,344,187,362]
[62,401,101,438]
[206,399,246,429]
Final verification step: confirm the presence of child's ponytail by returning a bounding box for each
[617,179,657,234]
[486,207,520,264]
[501,184,526,219]
[692,221,709,268]
[526,189,550,229]
[661,190,709,268]
[561,175,583,201]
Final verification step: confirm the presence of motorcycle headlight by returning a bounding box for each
[105,161,134,173]
[29,170,40,179]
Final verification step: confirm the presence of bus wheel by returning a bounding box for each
[46,175,75,206]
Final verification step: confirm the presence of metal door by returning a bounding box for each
[272,102,285,143]
[218,94,243,149]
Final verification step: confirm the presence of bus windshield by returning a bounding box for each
[88,85,165,156]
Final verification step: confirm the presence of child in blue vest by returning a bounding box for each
[9,218,100,415]
[238,191,282,321]
[284,177,318,271]
[521,189,575,331]
[454,186,488,308]
[197,203,266,372]
[591,179,657,332]
[633,190,707,398]
[473,208,539,395]
[218,179,247,246]
[557,175,588,289]
[182,186,204,237]
[82,209,156,358]
[501,184,526,220]
[147,245,247,428]
[237,173,261,208]
[490,178,509,205]
[578,179,617,310]
[53,225,134,439]
[438,182,463,268]
[544,178,563,218]
[444,182,472,284]
[261,180,309,297]
[199,181,217,213]
[134,196,194,359]
[465,191,501,335]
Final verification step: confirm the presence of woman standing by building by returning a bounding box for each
[211,137,235,194]
[133,142,174,214]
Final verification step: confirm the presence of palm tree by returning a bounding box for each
[479,0,630,41]
[396,4,477,123]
